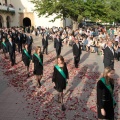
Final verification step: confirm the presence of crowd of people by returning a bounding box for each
[0,25,119,119]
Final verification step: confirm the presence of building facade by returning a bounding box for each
[0,0,72,28]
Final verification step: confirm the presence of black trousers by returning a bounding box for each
[9,52,15,65]
[56,48,61,57]
[28,44,32,55]
[117,52,120,61]
[43,46,48,54]
[74,56,80,67]
[18,44,22,53]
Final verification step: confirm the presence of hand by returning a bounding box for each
[101,108,106,116]
[111,60,114,62]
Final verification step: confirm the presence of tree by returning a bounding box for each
[108,0,120,23]
[30,0,119,29]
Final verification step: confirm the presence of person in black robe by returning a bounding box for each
[1,38,8,58]
[97,67,116,120]
[73,37,82,68]
[32,46,43,88]
[22,44,31,78]
[52,55,69,111]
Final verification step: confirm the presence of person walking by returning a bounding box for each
[7,37,16,66]
[32,46,43,88]
[22,44,31,78]
[103,40,115,69]
[1,38,8,58]
[97,67,116,120]
[54,35,63,57]
[42,34,48,54]
[73,37,82,68]
[52,55,69,111]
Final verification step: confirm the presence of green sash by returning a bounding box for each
[55,65,66,80]
[34,53,43,66]
[100,77,116,106]
[23,49,31,60]
[2,42,7,48]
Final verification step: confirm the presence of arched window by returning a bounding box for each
[23,17,31,27]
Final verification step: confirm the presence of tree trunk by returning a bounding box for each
[72,21,79,30]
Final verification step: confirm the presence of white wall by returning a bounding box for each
[7,0,72,27]
[34,13,63,28]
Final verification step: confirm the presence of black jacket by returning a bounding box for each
[26,36,33,45]
[73,43,82,57]
[7,41,16,53]
[42,38,48,47]
[54,38,63,50]
[103,46,115,64]
[97,78,114,119]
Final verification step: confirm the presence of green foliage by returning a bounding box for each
[30,0,120,23]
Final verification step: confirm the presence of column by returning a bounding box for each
[3,15,7,27]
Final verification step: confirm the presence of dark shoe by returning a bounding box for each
[58,95,61,103]
[11,63,14,66]
[54,86,57,90]
[38,81,41,88]
[75,65,78,68]
[27,74,30,78]
[38,83,41,88]
[61,104,66,111]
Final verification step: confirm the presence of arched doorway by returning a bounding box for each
[23,17,31,27]
[0,15,3,28]
[6,16,10,28]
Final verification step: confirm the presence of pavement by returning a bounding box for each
[0,34,120,120]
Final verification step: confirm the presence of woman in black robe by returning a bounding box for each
[52,55,69,111]
[32,46,43,88]
[97,67,116,120]
[1,38,8,58]
[22,44,31,77]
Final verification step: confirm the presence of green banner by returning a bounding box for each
[2,42,7,48]
[100,77,116,106]
[23,49,31,60]
[34,53,43,66]
[55,65,66,80]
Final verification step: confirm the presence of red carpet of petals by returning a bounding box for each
[0,51,120,120]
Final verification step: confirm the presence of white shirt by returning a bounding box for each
[109,47,114,55]
[76,43,79,48]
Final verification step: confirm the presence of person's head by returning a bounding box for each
[107,40,113,48]
[103,67,115,83]
[9,37,12,42]
[7,34,10,38]
[57,55,64,64]
[2,38,5,42]
[75,37,79,43]
[35,46,41,54]
[24,44,28,49]
[56,35,60,39]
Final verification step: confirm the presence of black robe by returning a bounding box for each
[52,63,69,92]
[97,78,115,119]
[32,53,43,75]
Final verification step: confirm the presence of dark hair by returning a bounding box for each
[57,55,64,64]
